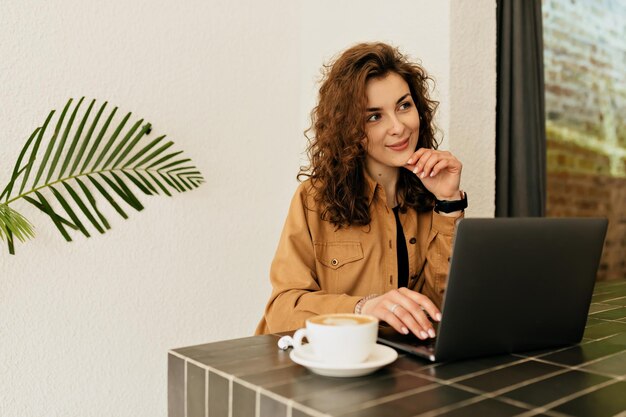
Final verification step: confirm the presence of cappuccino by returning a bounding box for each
[292,313,379,364]
[309,314,374,326]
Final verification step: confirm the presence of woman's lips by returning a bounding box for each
[387,138,410,151]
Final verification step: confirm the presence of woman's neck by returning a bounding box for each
[365,161,400,208]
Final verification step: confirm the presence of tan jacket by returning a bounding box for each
[255,174,462,334]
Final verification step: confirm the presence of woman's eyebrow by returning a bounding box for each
[366,93,411,112]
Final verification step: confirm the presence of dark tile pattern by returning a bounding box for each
[552,381,626,417]
[167,354,184,417]
[232,382,256,417]
[455,360,563,393]
[292,408,315,417]
[434,398,527,417]
[336,385,474,417]
[169,280,626,417]
[502,370,610,406]
[208,371,229,417]
[186,362,205,417]
[260,394,287,417]
[297,373,435,414]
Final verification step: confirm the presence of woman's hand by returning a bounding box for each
[361,288,441,339]
[404,149,462,201]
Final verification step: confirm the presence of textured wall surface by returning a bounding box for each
[449,0,497,216]
[0,1,495,416]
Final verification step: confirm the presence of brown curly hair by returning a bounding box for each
[299,42,440,227]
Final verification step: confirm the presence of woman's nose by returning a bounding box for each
[387,114,404,135]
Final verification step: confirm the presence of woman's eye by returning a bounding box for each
[399,102,412,110]
[367,113,380,122]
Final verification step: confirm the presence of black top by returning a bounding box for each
[392,206,409,288]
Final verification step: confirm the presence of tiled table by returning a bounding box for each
[169,280,626,417]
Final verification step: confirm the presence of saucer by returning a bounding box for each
[289,344,398,377]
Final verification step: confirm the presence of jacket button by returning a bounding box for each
[409,237,417,244]
[331,258,339,266]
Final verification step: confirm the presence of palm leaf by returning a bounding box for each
[0,97,204,254]
[0,203,35,255]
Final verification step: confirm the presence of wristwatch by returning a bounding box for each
[434,191,468,214]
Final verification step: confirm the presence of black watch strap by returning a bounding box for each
[434,191,468,213]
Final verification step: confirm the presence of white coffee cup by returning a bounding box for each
[292,313,378,365]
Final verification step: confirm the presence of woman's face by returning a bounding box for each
[363,72,420,174]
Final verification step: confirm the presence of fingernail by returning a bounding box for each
[430,172,435,177]
[402,327,409,335]
[420,172,425,179]
[420,331,428,339]
[428,329,436,338]
[436,313,442,321]
[413,167,419,174]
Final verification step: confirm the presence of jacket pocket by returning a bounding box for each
[314,241,364,270]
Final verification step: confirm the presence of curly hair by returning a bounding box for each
[299,42,440,227]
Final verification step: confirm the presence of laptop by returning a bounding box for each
[377,217,608,362]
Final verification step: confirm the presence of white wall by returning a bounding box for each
[0,1,495,416]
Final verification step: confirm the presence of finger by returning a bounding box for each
[378,306,410,335]
[409,308,436,338]
[429,159,450,177]
[406,148,429,165]
[412,149,433,175]
[400,288,442,322]
[386,290,433,338]
[391,304,431,339]
[420,153,444,178]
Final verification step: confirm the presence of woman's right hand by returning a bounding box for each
[361,288,441,339]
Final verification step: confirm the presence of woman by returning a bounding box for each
[256,42,467,340]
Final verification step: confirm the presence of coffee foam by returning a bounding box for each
[310,314,374,326]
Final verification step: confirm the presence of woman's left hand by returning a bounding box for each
[404,149,462,200]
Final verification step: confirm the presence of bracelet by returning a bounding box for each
[434,190,468,214]
[354,294,379,315]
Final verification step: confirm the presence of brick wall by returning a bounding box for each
[542,0,626,281]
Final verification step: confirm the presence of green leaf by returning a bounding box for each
[23,196,78,229]
[81,104,115,174]
[7,230,14,254]
[112,122,152,169]
[49,186,90,237]
[148,150,183,170]
[33,99,72,188]
[157,158,191,172]
[70,100,105,177]
[47,97,84,183]
[3,98,205,254]
[157,172,181,192]
[122,135,165,168]
[102,118,143,170]
[86,175,128,219]
[75,178,110,230]
[63,182,104,234]
[134,171,159,195]
[146,171,172,196]
[60,98,94,179]
[133,141,174,169]
[105,172,144,211]
[19,111,55,196]
[1,127,39,202]
[91,111,131,172]
[33,191,73,241]
[171,173,192,191]
[166,166,196,174]
[121,171,152,195]
[0,204,35,244]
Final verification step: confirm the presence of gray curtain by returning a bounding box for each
[496,0,547,217]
